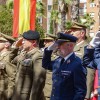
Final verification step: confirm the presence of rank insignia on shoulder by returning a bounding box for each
[67,60,70,64]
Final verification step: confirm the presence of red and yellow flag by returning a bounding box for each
[13,0,36,38]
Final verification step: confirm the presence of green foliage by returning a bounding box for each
[50,10,60,22]
[89,0,94,3]
[65,20,73,29]
[79,13,95,29]
[35,19,45,39]
[49,20,53,34]
[64,0,72,5]
[36,1,45,38]
[49,9,60,34]
[0,5,13,35]
[6,0,13,9]
[36,1,45,18]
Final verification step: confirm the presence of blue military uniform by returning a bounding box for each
[83,46,96,69]
[42,33,87,100]
[93,44,100,98]
[83,46,97,99]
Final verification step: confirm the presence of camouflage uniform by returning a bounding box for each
[12,48,46,100]
[0,51,16,100]
[0,33,17,100]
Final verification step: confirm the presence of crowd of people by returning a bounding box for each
[0,22,100,100]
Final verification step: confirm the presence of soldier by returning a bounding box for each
[0,33,16,100]
[42,34,57,100]
[83,31,100,100]
[65,22,88,58]
[42,32,87,100]
[12,30,46,100]
[65,22,95,100]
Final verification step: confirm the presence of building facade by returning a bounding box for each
[86,0,99,37]
[40,0,100,37]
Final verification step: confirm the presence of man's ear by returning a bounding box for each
[81,31,85,36]
[32,40,37,46]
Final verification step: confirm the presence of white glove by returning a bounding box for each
[90,31,100,47]
[47,42,58,51]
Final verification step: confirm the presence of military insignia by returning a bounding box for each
[22,58,32,66]
[61,70,71,76]
[67,60,70,64]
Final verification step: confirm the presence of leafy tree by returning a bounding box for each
[59,0,72,31]
[65,20,73,29]
[36,1,45,18]
[79,13,95,41]
[49,9,60,34]
[79,13,95,29]
[71,0,80,22]
[0,5,13,35]
[36,1,45,38]
[6,0,13,9]
[35,19,45,39]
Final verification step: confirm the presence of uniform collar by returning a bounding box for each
[76,40,84,46]
[64,52,74,61]
[25,47,41,58]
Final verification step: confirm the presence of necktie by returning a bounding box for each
[60,58,65,66]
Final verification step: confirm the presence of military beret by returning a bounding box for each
[42,33,57,40]
[0,32,15,44]
[56,32,78,43]
[23,30,40,40]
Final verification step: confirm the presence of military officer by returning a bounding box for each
[12,30,46,100]
[0,33,16,100]
[84,31,100,99]
[42,34,57,100]
[42,32,87,100]
[65,22,95,100]
[65,22,88,58]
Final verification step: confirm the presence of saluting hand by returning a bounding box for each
[90,31,100,47]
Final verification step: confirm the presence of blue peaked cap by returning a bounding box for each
[56,32,78,43]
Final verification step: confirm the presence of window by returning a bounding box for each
[48,5,52,11]
[90,12,95,18]
[79,8,84,15]
[38,17,42,24]
[90,3,96,7]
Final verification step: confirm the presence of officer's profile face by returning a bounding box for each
[22,38,36,51]
[71,30,81,39]
[57,42,74,57]
[70,29,86,40]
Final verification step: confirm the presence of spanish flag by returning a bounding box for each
[13,0,36,38]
